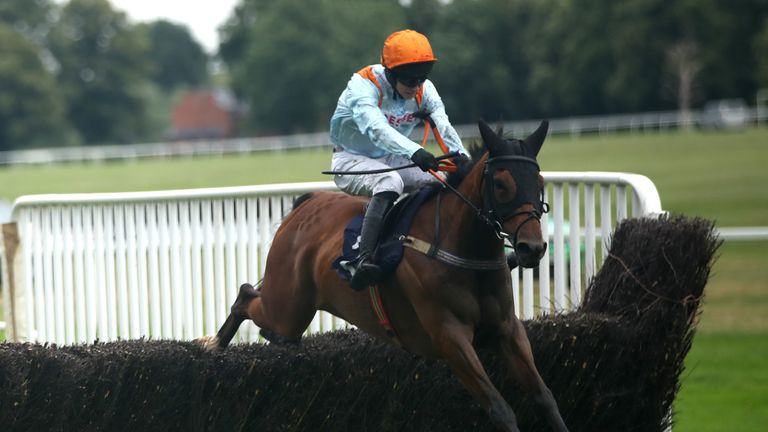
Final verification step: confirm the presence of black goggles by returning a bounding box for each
[397,75,428,88]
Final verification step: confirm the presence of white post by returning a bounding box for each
[538,193,551,315]
[1,223,23,341]
[552,184,566,311]
[584,185,597,284]
[190,200,205,338]
[568,184,582,309]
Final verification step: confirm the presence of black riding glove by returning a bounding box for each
[411,148,439,172]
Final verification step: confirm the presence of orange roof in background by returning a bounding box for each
[171,90,238,139]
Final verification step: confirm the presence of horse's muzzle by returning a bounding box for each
[515,241,547,268]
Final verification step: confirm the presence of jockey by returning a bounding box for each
[330,29,469,291]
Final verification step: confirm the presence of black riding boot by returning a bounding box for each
[349,192,397,291]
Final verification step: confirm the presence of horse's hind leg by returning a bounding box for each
[200,282,261,351]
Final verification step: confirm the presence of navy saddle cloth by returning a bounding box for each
[332,188,436,282]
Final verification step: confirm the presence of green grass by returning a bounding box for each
[0,148,331,200]
[675,332,768,432]
[1,128,766,226]
[536,128,768,226]
[1,127,766,430]
[696,241,768,334]
[672,240,768,431]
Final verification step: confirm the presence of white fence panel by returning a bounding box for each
[1,175,662,344]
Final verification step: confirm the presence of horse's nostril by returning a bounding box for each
[517,242,546,260]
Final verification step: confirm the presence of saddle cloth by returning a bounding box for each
[332,187,436,282]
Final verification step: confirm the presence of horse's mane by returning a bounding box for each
[435,129,527,192]
[292,192,315,210]
[421,142,486,197]
[442,142,487,189]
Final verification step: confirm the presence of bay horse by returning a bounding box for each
[200,120,569,432]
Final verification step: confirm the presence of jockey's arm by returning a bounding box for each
[348,77,422,159]
[421,81,470,157]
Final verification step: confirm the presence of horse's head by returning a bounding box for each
[478,119,549,268]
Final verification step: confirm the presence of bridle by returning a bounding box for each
[480,154,549,244]
[430,152,548,248]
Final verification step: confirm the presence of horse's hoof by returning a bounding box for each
[195,335,221,352]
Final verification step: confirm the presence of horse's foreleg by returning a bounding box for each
[200,283,261,351]
[431,318,521,432]
[499,318,569,432]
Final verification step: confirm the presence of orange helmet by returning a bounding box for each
[381,29,437,69]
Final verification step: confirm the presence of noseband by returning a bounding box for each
[481,155,549,244]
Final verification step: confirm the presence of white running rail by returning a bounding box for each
[0,174,662,344]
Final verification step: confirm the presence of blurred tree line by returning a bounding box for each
[0,0,208,150]
[1,0,767,149]
[223,0,768,134]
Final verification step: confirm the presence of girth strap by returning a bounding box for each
[401,235,508,270]
[368,284,401,346]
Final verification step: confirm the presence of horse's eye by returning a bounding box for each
[493,179,507,191]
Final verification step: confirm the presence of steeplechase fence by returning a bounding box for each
[1,173,663,345]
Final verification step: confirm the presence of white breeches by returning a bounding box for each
[331,150,442,196]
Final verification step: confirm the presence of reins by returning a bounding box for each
[323,112,485,226]
[321,152,459,175]
[322,112,548,241]
[322,112,457,176]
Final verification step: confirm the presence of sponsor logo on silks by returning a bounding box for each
[385,112,418,128]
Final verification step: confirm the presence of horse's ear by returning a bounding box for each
[478,119,503,153]
[523,120,549,156]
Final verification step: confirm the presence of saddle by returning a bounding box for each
[332,187,436,282]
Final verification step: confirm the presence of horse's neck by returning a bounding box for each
[440,154,503,257]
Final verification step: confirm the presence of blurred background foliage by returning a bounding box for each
[0,0,766,148]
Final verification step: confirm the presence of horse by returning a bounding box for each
[199,120,569,432]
